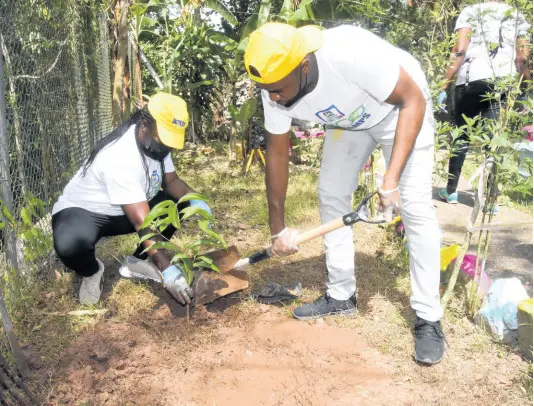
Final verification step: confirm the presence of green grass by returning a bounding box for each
[1,146,531,405]
[175,150,321,241]
[107,279,158,319]
[523,363,533,402]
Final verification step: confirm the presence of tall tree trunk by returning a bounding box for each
[0,38,19,272]
[189,93,197,144]
[0,34,26,198]
[123,53,131,117]
[112,0,130,126]
[68,3,91,167]
[190,114,197,144]
[228,81,237,161]
[135,41,142,100]
[97,11,113,140]
[83,3,97,149]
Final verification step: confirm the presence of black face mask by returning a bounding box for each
[283,68,309,108]
[141,136,171,161]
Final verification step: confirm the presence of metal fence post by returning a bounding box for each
[0,45,19,271]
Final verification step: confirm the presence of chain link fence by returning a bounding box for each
[0,1,140,271]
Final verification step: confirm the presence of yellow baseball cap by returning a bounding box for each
[147,92,189,149]
[244,23,323,84]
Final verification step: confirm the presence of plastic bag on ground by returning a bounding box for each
[475,278,529,345]
[440,244,460,271]
[459,254,492,294]
[440,250,493,294]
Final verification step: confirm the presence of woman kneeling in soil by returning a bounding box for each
[52,92,209,306]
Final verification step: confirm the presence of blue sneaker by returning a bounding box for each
[439,188,458,204]
[483,205,499,216]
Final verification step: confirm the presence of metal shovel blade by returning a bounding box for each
[201,245,242,273]
[192,267,250,306]
[192,245,250,305]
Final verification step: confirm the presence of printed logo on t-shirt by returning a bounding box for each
[315,104,371,129]
[148,169,161,199]
[315,105,344,123]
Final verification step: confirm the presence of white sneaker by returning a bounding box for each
[119,256,162,283]
[79,259,105,305]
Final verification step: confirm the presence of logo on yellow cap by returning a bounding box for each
[172,118,186,127]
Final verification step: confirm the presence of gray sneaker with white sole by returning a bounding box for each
[79,259,105,305]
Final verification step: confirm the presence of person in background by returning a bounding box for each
[245,22,445,365]
[52,93,211,306]
[437,1,530,209]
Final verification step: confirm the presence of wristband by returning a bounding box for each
[378,186,399,197]
[270,227,288,240]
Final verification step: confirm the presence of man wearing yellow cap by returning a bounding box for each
[52,92,209,306]
[245,23,444,364]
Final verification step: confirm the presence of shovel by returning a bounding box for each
[121,191,387,306]
[195,191,387,304]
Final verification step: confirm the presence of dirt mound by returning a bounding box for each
[50,306,423,405]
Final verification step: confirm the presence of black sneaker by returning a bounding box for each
[292,293,357,320]
[414,317,446,365]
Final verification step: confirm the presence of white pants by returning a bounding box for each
[318,102,443,322]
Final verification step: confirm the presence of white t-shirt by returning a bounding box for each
[262,25,432,135]
[455,2,530,86]
[52,125,175,216]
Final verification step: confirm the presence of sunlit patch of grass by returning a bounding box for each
[393,272,411,297]
[107,279,158,319]
[359,297,413,356]
[284,170,320,226]
[175,156,320,237]
[444,286,469,322]
[298,286,323,303]
[386,304,410,327]
[468,335,491,353]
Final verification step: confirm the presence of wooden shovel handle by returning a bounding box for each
[295,217,345,245]
[246,217,346,268]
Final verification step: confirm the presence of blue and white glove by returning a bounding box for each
[190,199,212,216]
[437,91,447,112]
[162,264,193,305]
